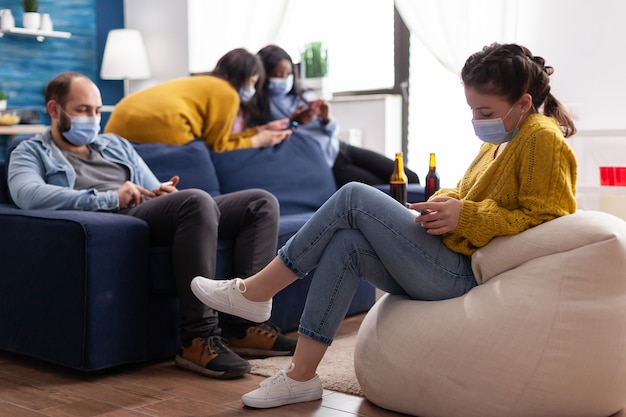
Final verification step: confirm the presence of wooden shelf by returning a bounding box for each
[0,27,71,42]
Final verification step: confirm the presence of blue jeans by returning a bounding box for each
[278,182,477,345]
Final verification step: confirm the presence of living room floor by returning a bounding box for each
[0,314,407,417]
[2,312,626,417]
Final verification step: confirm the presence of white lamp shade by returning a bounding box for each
[100,29,151,80]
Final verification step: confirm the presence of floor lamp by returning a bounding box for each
[100,29,151,97]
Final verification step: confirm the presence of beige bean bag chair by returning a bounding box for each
[355,210,626,417]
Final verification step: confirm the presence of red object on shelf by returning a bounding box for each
[600,166,626,186]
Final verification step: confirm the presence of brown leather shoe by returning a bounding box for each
[175,336,251,379]
[227,322,297,358]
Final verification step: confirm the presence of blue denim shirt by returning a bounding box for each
[8,129,161,211]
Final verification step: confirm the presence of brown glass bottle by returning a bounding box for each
[389,152,408,205]
[424,152,440,200]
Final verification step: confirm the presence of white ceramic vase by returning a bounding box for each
[22,12,41,30]
[39,13,52,31]
[0,9,15,30]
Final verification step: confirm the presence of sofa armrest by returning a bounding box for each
[0,204,154,371]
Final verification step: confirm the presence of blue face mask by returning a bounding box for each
[267,75,294,97]
[471,106,519,145]
[60,107,101,146]
[239,86,256,103]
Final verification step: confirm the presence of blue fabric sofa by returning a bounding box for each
[0,131,424,372]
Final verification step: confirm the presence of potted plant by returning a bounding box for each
[301,42,328,79]
[301,41,330,99]
[0,91,6,111]
[22,0,41,30]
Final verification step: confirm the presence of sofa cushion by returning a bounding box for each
[210,132,336,215]
[354,210,626,417]
[133,140,221,196]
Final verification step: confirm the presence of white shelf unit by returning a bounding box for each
[0,27,71,42]
[330,94,402,160]
[570,130,626,220]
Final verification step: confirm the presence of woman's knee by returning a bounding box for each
[338,181,377,201]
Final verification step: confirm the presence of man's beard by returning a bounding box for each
[56,111,71,141]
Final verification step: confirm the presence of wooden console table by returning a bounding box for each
[0,124,48,139]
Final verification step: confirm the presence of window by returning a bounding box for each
[187,0,395,93]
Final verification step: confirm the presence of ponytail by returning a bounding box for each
[542,93,577,138]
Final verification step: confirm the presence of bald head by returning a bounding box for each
[45,72,102,107]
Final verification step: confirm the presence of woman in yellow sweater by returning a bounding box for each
[189,43,578,408]
[104,48,291,151]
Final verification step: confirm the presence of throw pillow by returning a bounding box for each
[211,132,336,215]
[133,139,220,196]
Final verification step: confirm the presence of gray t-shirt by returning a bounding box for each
[62,146,130,191]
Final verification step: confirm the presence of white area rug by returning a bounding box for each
[248,315,363,397]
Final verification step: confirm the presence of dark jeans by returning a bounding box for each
[332,141,420,187]
[123,188,279,345]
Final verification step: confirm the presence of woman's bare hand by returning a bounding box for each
[251,129,292,147]
[260,118,289,131]
[412,196,462,235]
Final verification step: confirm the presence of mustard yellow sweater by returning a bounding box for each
[104,76,257,151]
[438,113,577,256]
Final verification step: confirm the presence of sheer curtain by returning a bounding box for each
[395,0,520,186]
[188,0,395,92]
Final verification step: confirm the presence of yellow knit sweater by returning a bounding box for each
[104,76,257,151]
[438,113,577,256]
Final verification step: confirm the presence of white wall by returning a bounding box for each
[124,0,189,93]
[125,0,626,132]
[124,0,626,187]
[514,0,626,131]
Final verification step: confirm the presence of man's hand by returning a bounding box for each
[412,196,462,235]
[152,176,180,197]
[117,181,155,209]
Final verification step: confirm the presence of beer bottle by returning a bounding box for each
[389,152,408,205]
[424,152,440,200]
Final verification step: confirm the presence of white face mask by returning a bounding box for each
[238,86,256,103]
[59,107,101,146]
[63,115,101,145]
[267,75,294,96]
[471,106,520,145]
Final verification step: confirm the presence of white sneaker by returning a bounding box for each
[190,277,272,323]
[242,364,323,408]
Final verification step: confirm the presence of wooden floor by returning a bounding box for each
[0,314,408,417]
[3,315,626,417]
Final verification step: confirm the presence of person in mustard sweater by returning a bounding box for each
[104,48,291,152]
[189,43,578,408]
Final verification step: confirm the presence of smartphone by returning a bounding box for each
[287,120,299,130]
[307,100,322,111]
[160,181,173,187]
[405,202,430,215]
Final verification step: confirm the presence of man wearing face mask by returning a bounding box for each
[7,71,297,379]
[104,48,291,152]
